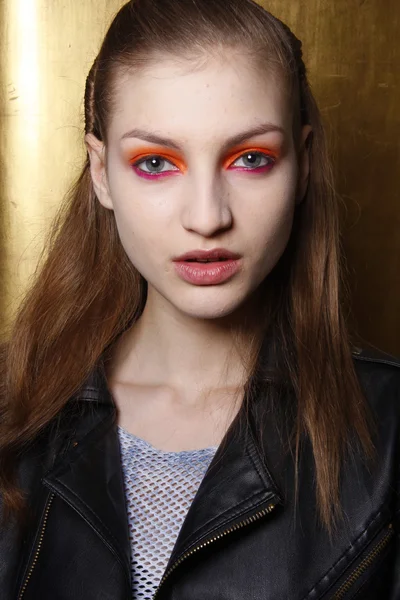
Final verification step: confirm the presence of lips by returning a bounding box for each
[173,248,241,262]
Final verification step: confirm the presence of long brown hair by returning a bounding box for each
[0,0,373,530]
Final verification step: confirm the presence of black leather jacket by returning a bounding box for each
[1,348,400,599]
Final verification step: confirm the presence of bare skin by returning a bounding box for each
[105,293,260,451]
[86,49,311,451]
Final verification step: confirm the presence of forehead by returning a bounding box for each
[108,51,292,144]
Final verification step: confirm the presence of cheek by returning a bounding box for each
[113,203,162,262]
[107,174,174,272]
[251,207,295,274]
[242,173,297,249]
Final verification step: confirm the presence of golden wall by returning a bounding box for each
[1,0,399,354]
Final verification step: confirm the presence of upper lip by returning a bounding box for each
[173,248,241,261]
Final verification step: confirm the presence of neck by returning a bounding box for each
[106,285,267,400]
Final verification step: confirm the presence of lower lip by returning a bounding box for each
[173,259,241,285]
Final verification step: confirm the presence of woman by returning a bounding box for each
[0,0,399,598]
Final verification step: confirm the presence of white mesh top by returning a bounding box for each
[118,426,218,599]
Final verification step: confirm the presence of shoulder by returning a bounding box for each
[352,345,400,382]
[352,345,400,370]
[351,346,400,416]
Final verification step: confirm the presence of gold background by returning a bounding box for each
[1,0,399,354]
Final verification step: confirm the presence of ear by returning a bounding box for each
[85,133,114,210]
[296,124,313,205]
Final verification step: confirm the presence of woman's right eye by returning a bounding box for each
[133,155,180,176]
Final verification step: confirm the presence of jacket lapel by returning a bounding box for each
[165,391,283,569]
[43,363,283,581]
[43,367,131,582]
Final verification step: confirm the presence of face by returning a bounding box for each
[87,51,311,322]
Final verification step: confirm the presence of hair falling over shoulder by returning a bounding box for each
[0,0,374,531]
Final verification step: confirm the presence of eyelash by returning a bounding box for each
[228,152,276,173]
[131,156,181,179]
[131,151,276,179]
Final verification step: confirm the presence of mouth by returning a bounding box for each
[173,248,241,262]
[172,249,242,285]
[185,258,229,263]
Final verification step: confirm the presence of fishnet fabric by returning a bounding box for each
[118,426,218,599]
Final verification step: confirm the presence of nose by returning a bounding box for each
[181,174,233,237]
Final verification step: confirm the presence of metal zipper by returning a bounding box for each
[332,523,394,600]
[18,493,55,600]
[152,501,277,600]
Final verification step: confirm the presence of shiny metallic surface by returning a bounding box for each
[1,0,399,352]
[0,0,122,333]
[264,0,400,354]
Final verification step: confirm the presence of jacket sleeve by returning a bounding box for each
[388,393,400,599]
[387,490,400,598]
[0,499,25,599]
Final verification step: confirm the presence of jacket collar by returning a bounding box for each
[44,361,283,577]
[43,365,131,577]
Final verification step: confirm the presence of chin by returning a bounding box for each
[170,289,249,321]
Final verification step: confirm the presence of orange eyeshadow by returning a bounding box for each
[123,146,188,173]
[222,145,281,169]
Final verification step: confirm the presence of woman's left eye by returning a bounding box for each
[230,152,275,170]
[133,156,179,175]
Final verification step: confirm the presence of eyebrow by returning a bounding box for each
[120,122,285,153]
